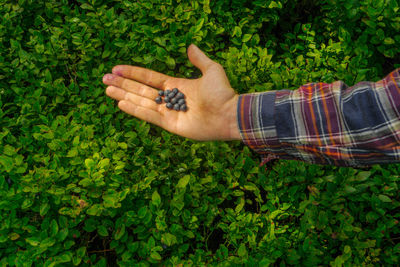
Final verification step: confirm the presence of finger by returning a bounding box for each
[106,86,160,112]
[187,44,216,74]
[124,92,160,112]
[112,65,172,89]
[106,86,126,101]
[103,74,159,100]
[118,100,162,127]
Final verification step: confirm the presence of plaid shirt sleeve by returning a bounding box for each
[237,68,400,167]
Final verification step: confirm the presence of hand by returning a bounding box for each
[102,44,240,141]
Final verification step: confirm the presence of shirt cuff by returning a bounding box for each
[237,92,282,165]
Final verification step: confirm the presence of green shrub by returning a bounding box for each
[1,0,399,266]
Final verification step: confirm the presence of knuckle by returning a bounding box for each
[162,79,169,90]
[214,62,224,70]
[138,85,147,96]
[147,71,154,85]
[207,62,223,72]
[120,77,127,87]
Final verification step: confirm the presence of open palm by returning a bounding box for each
[103,44,240,141]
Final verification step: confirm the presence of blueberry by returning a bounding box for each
[178,99,185,105]
[176,92,184,99]
[7,178,12,185]
[173,104,180,110]
[180,104,187,111]
[165,90,171,95]
[168,91,176,98]
[172,88,178,94]
[155,96,162,104]
[158,90,164,96]
[171,98,178,104]
[164,96,170,103]
[166,103,173,109]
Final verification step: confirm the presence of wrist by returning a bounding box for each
[221,93,241,141]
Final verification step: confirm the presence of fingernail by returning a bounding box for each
[113,66,123,76]
[103,74,115,82]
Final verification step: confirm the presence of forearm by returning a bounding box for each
[237,69,400,167]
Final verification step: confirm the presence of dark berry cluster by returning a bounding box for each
[155,88,187,111]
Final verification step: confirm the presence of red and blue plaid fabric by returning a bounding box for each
[237,68,400,167]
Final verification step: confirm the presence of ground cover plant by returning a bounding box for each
[1,0,400,265]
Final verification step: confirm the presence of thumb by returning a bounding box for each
[187,44,216,74]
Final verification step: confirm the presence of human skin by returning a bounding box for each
[103,44,241,141]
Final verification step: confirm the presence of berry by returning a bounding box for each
[172,88,178,94]
[173,104,180,110]
[180,104,187,111]
[166,103,173,109]
[165,90,171,95]
[155,96,162,104]
[176,92,184,99]
[164,96,170,103]
[158,90,164,96]
[178,99,185,105]
[168,91,176,98]
[171,98,178,104]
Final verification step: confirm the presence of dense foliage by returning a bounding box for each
[1,0,400,265]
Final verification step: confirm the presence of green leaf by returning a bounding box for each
[40,237,56,248]
[270,73,282,88]
[102,49,111,58]
[26,237,40,246]
[242,34,252,43]
[235,197,245,213]
[86,204,101,216]
[152,190,161,206]
[3,145,15,156]
[98,158,110,168]
[355,171,370,181]
[161,233,177,246]
[57,228,69,242]
[194,18,205,33]
[98,225,108,237]
[344,185,356,193]
[268,1,281,8]
[166,56,176,69]
[150,251,162,261]
[238,243,247,257]
[49,219,59,236]
[40,203,50,216]
[67,148,78,158]
[138,206,148,218]
[85,159,95,169]
[58,252,72,263]
[0,155,13,172]
[76,247,86,258]
[118,142,128,149]
[233,26,242,37]
[72,136,80,146]
[21,199,33,209]
[114,224,125,240]
[378,194,392,202]
[384,37,395,45]
[9,233,20,241]
[156,46,167,59]
[177,175,190,188]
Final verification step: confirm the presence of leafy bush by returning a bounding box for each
[1,0,399,266]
